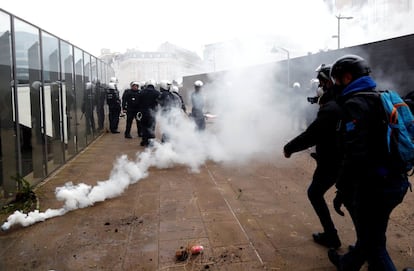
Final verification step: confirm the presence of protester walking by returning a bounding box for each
[327,55,410,271]
[283,64,343,249]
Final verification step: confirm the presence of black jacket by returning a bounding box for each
[158,89,185,112]
[138,86,159,117]
[335,76,403,194]
[122,88,141,112]
[284,96,342,167]
[106,88,121,109]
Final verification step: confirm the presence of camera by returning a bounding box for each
[307,96,319,104]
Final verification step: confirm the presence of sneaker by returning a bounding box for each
[125,134,132,139]
[328,248,341,269]
[312,232,341,249]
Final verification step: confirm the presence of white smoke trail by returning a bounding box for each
[1,65,301,231]
[1,113,220,231]
[1,154,148,231]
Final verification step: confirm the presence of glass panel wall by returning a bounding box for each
[0,9,114,201]
[0,11,18,197]
[14,18,45,181]
[41,31,63,173]
[74,47,86,151]
[60,41,76,159]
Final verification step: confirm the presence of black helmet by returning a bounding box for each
[315,64,331,81]
[330,54,371,80]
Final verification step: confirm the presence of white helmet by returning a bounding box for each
[110,77,118,83]
[86,82,93,90]
[159,80,171,91]
[130,81,140,88]
[194,80,203,87]
[108,82,117,90]
[145,79,156,88]
[292,82,301,89]
[171,85,179,93]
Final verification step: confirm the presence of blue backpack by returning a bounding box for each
[380,90,414,174]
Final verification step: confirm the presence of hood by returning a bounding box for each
[341,76,377,96]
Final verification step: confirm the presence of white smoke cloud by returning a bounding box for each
[2,61,303,231]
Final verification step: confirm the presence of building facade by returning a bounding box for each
[101,42,204,91]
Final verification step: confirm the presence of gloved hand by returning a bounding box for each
[283,146,291,158]
[333,191,345,216]
[284,150,291,158]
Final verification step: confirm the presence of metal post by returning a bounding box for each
[270,46,290,88]
[281,48,290,88]
[336,15,353,49]
[337,16,341,49]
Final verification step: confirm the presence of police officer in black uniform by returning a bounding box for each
[106,82,121,133]
[191,80,205,131]
[327,55,410,271]
[283,64,343,249]
[171,85,186,113]
[122,81,141,138]
[95,79,106,131]
[82,82,96,134]
[138,80,159,147]
[157,80,186,143]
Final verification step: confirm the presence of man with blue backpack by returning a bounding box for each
[327,54,411,271]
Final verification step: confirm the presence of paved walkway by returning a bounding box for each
[1,118,413,271]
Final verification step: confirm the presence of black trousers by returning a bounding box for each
[108,106,121,132]
[125,111,141,136]
[140,114,156,145]
[307,162,338,235]
[97,105,104,129]
[340,177,409,271]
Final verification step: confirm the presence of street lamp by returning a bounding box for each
[335,14,353,49]
[271,46,290,88]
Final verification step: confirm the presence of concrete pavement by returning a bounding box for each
[1,118,413,271]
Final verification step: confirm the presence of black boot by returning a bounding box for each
[312,232,341,249]
[328,248,341,269]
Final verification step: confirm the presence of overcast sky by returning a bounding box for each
[2,0,414,59]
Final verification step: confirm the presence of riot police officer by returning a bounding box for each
[157,80,186,143]
[191,80,205,131]
[106,82,121,133]
[284,64,343,249]
[138,80,160,147]
[94,79,106,130]
[122,81,141,138]
[82,82,96,135]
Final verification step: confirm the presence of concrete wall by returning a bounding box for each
[182,33,414,107]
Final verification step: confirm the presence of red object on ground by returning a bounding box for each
[190,245,204,254]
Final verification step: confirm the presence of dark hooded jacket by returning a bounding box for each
[335,76,404,194]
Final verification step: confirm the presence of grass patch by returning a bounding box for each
[0,175,37,215]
